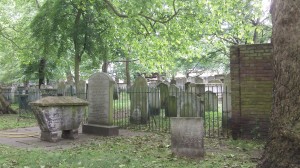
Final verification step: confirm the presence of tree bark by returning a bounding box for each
[102,60,109,73]
[38,58,46,88]
[125,57,131,88]
[73,9,83,91]
[257,1,300,167]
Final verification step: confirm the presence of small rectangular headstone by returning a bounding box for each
[171,117,205,158]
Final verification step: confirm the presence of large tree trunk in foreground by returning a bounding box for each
[257,1,300,167]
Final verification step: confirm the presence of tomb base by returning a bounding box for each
[62,129,79,139]
[40,131,59,142]
[82,124,119,136]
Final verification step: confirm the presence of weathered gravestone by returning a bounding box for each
[57,80,66,96]
[167,84,180,117]
[175,77,186,89]
[157,82,169,109]
[179,92,202,117]
[77,80,86,99]
[65,74,76,96]
[204,91,218,112]
[82,72,119,136]
[148,87,160,116]
[129,76,148,124]
[189,83,205,115]
[171,117,205,158]
[28,86,40,102]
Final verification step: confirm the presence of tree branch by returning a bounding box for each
[0,33,22,50]
[136,19,150,36]
[103,0,128,18]
[103,0,181,24]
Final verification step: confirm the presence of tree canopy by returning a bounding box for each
[0,0,271,85]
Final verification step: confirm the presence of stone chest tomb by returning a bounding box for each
[30,96,88,142]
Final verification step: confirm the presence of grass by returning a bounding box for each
[0,114,264,168]
[0,114,37,130]
[0,134,264,168]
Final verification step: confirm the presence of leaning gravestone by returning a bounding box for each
[129,76,148,124]
[171,117,205,158]
[82,72,119,136]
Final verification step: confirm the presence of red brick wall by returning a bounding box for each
[230,44,273,139]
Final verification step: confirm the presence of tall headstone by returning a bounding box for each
[82,72,118,136]
[171,117,205,158]
[148,87,160,116]
[167,84,180,117]
[157,82,169,109]
[129,76,148,124]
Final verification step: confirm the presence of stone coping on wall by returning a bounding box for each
[30,96,89,107]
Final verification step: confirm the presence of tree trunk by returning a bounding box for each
[74,53,81,92]
[73,9,83,91]
[125,57,131,88]
[102,60,109,73]
[38,58,46,88]
[257,1,300,167]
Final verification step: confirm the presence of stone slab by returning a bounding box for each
[171,117,205,158]
[82,124,119,136]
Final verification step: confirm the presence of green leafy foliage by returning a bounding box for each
[0,0,271,84]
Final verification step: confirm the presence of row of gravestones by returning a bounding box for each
[174,75,224,89]
[1,81,87,107]
[81,72,205,158]
[129,77,210,124]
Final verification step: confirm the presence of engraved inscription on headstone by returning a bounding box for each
[87,72,114,125]
[82,72,119,136]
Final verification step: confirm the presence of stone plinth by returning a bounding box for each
[171,117,205,158]
[30,96,88,142]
